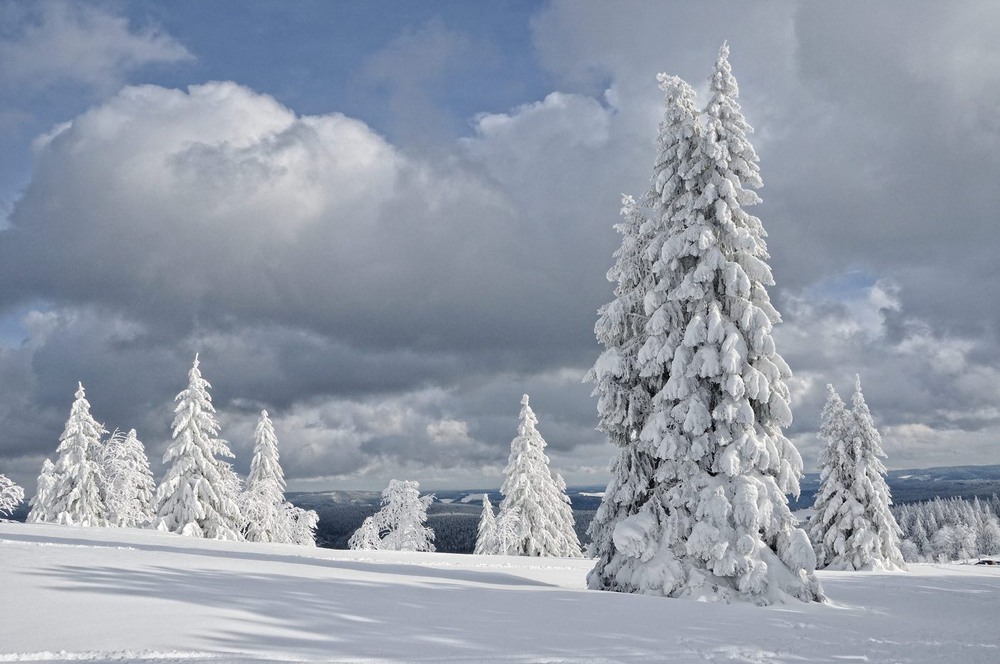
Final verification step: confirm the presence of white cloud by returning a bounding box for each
[0,2,192,92]
[776,278,1000,471]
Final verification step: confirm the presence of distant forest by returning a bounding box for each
[8,466,1000,555]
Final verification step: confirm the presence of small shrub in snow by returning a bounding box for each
[0,474,24,517]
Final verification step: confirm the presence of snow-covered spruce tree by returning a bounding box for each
[0,474,24,517]
[592,45,822,604]
[348,480,435,552]
[551,473,581,556]
[808,385,852,566]
[26,459,57,523]
[498,395,582,557]
[474,494,498,555]
[494,506,521,555]
[849,377,905,568]
[243,410,289,543]
[102,429,155,528]
[810,378,904,570]
[587,76,701,591]
[154,355,243,540]
[47,383,109,526]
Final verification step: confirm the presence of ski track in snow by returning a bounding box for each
[2,524,999,663]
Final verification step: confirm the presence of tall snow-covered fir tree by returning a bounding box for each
[154,355,243,540]
[348,479,435,552]
[102,429,155,528]
[46,383,109,526]
[499,395,583,557]
[474,494,497,555]
[809,378,905,570]
[0,473,24,517]
[26,459,56,523]
[588,45,822,604]
[587,77,701,591]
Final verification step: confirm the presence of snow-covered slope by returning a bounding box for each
[1,523,998,663]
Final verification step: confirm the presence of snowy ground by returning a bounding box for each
[1,523,998,663]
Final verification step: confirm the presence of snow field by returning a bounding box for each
[2,523,999,663]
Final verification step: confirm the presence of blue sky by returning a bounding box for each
[2,0,999,493]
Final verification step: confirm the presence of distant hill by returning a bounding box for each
[791,463,1000,510]
[289,465,1000,552]
[9,464,1000,553]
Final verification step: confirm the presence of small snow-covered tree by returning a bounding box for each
[243,410,289,543]
[0,474,24,517]
[102,429,155,528]
[348,480,435,552]
[498,395,582,557]
[239,410,318,546]
[154,355,243,540]
[474,494,497,555]
[589,46,822,604]
[48,383,108,526]
[26,459,57,523]
[977,518,1000,557]
[284,503,319,547]
[348,514,383,550]
[494,506,521,555]
[808,385,856,566]
[810,378,905,570]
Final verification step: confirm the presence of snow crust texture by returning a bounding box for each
[2,523,998,663]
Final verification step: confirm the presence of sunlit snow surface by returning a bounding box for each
[1,523,998,663]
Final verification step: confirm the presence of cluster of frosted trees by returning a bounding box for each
[474,395,581,557]
[347,394,582,558]
[587,44,822,604]
[25,356,317,546]
[894,496,1000,562]
[808,378,905,571]
[348,479,436,552]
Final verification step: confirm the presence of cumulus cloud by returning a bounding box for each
[0,79,619,489]
[0,1,192,92]
[777,279,1000,471]
[4,82,559,354]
